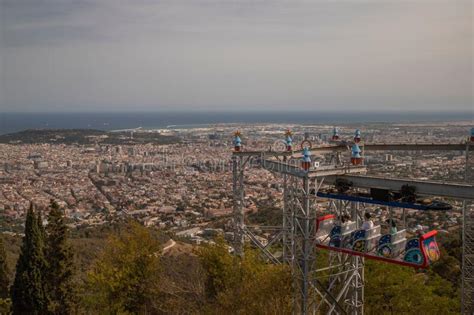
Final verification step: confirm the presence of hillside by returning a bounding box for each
[0,129,180,145]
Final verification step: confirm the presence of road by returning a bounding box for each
[162,239,176,252]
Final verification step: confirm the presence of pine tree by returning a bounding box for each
[0,236,9,299]
[10,204,48,314]
[45,200,76,314]
[37,207,46,243]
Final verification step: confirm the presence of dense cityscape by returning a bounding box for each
[1,121,471,244]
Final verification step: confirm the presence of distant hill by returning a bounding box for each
[0,129,180,145]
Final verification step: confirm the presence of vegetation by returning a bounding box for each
[247,195,283,226]
[84,221,162,314]
[433,232,462,287]
[45,200,76,314]
[1,207,464,314]
[0,236,11,314]
[0,129,180,145]
[0,237,9,298]
[0,129,105,145]
[10,205,48,314]
[7,202,78,315]
[197,239,292,314]
[365,260,459,314]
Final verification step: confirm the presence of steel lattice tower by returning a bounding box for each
[231,136,474,315]
[267,157,366,314]
[462,140,474,314]
[232,155,245,257]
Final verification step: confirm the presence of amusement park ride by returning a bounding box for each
[231,127,474,315]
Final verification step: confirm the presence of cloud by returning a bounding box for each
[0,0,472,112]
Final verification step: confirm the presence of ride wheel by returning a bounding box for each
[329,236,341,248]
[352,239,366,252]
[378,244,393,258]
[404,248,424,265]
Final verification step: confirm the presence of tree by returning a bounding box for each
[0,236,11,314]
[197,238,238,301]
[84,220,162,314]
[0,236,9,299]
[364,260,459,314]
[45,200,76,314]
[197,238,292,314]
[157,251,206,314]
[10,204,48,314]
[36,208,46,244]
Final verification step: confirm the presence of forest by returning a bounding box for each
[0,200,463,314]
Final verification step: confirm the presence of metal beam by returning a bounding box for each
[305,142,471,156]
[364,143,469,151]
[233,142,471,158]
[307,166,367,178]
[324,175,474,200]
[261,159,308,177]
[262,159,367,178]
[232,150,292,157]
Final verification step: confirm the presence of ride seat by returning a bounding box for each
[365,225,381,238]
[365,226,382,251]
[341,221,357,236]
[391,230,407,257]
[351,226,381,252]
[340,221,357,248]
[315,215,335,243]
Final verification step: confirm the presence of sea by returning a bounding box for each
[0,111,471,135]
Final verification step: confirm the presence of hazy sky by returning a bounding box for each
[0,0,472,112]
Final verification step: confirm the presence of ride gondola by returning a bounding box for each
[315,214,441,269]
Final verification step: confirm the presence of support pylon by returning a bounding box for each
[232,155,244,257]
[462,140,474,314]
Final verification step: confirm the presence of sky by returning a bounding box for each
[0,0,472,113]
